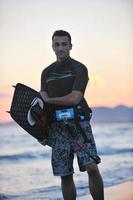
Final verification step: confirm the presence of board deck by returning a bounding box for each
[10,83,47,140]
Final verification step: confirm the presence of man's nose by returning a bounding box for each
[58,44,63,50]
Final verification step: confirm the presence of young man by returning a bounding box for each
[40,30,104,200]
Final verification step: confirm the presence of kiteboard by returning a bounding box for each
[9,83,48,140]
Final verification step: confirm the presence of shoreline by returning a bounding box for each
[77,181,133,200]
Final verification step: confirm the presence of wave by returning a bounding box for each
[0,147,133,163]
[0,151,50,162]
[0,193,17,200]
[98,147,133,155]
[0,186,62,200]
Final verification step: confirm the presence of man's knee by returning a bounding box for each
[86,163,100,176]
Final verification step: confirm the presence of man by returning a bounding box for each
[40,30,104,200]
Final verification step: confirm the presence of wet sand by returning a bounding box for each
[78,181,133,200]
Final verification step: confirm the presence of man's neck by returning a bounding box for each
[57,56,70,62]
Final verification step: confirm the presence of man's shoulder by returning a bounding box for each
[41,62,56,75]
[71,58,88,71]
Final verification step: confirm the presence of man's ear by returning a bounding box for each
[70,43,72,50]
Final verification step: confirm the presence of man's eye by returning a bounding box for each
[62,43,67,46]
[55,43,59,47]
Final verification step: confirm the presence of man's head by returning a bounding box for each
[52,30,72,61]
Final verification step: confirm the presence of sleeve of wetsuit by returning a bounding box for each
[72,66,89,94]
[40,69,48,92]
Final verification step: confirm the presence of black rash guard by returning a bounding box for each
[41,57,89,98]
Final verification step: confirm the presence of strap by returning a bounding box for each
[64,121,101,164]
[74,119,90,143]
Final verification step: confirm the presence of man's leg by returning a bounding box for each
[86,163,104,200]
[61,174,76,200]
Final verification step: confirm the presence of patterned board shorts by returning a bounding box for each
[47,120,99,176]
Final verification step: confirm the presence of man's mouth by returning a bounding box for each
[58,52,64,56]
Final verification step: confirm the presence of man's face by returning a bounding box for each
[52,36,72,61]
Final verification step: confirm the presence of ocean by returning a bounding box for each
[0,122,133,200]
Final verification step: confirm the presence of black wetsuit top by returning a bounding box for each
[41,57,91,119]
[41,57,88,98]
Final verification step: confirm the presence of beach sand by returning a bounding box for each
[77,181,133,200]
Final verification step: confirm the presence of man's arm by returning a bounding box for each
[40,90,83,106]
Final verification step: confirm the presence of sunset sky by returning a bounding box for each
[0,0,133,123]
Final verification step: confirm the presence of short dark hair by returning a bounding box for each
[52,30,72,44]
